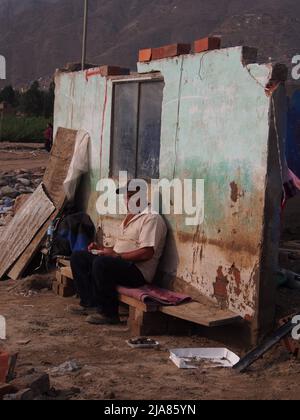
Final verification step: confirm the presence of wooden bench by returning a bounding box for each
[55,261,241,335]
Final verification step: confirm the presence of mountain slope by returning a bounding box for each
[0,0,299,87]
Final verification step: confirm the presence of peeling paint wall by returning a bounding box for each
[54,71,113,224]
[54,46,285,337]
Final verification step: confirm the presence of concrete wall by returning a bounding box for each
[54,46,285,341]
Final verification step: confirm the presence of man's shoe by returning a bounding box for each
[86,314,120,325]
[68,305,97,316]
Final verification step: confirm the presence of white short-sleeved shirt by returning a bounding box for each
[113,207,167,283]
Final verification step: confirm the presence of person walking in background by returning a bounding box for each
[44,123,53,152]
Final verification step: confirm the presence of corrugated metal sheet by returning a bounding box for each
[0,184,55,278]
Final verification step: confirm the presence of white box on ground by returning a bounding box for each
[169,348,240,369]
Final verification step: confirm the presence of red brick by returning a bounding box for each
[99,66,130,77]
[194,37,221,54]
[85,66,130,80]
[152,43,191,60]
[139,48,152,62]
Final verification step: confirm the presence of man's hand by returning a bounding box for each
[98,248,119,257]
[88,242,102,252]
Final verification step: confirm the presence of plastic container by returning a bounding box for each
[169,348,240,369]
[126,338,160,349]
[0,351,9,383]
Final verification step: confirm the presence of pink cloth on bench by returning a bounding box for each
[117,285,192,306]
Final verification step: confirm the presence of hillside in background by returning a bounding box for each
[0,0,299,87]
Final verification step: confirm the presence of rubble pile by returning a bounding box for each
[0,370,81,401]
[0,169,44,226]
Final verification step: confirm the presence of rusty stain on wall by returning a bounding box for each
[214,266,229,309]
[230,181,239,203]
[229,264,242,297]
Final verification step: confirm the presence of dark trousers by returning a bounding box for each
[70,251,145,317]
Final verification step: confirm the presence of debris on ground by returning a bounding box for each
[10,274,55,295]
[1,369,81,400]
[50,360,81,377]
[16,340,31,346]
[127,337,160,349]
[0,169,43,226]
[0,143,48,236]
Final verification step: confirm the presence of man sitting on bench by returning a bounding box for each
[69,182,167,325]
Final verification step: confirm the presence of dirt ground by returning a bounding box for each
[0,279,300,401]
[0,142,49,172]
[1,143,300,401]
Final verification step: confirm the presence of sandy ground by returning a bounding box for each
[0,142,49,172]
[0,280,300,401]
[1,143,300,400]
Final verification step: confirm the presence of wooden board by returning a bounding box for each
[119,294,160,313]
[8,210,61,280]
[8,128,78,280]
[0,185,55,279]
[57,258,71,268]
[60,266,73,279]
[160,301,242,327]
[43,127,77,207]
[54,264,241,327]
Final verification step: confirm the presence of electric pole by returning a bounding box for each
[81,0,88,70]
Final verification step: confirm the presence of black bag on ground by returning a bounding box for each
[51,212,96,258]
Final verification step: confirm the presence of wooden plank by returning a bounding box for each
[56,265,158,312]
[54,264,239,326]
[8,128,78,280]
[160,301,241,327]
[0,185,55,279]
[8,209,61,280]
[60,266,73,279]
[119,294,159,313]
[43,128,77,207]
[57,258,71,268]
